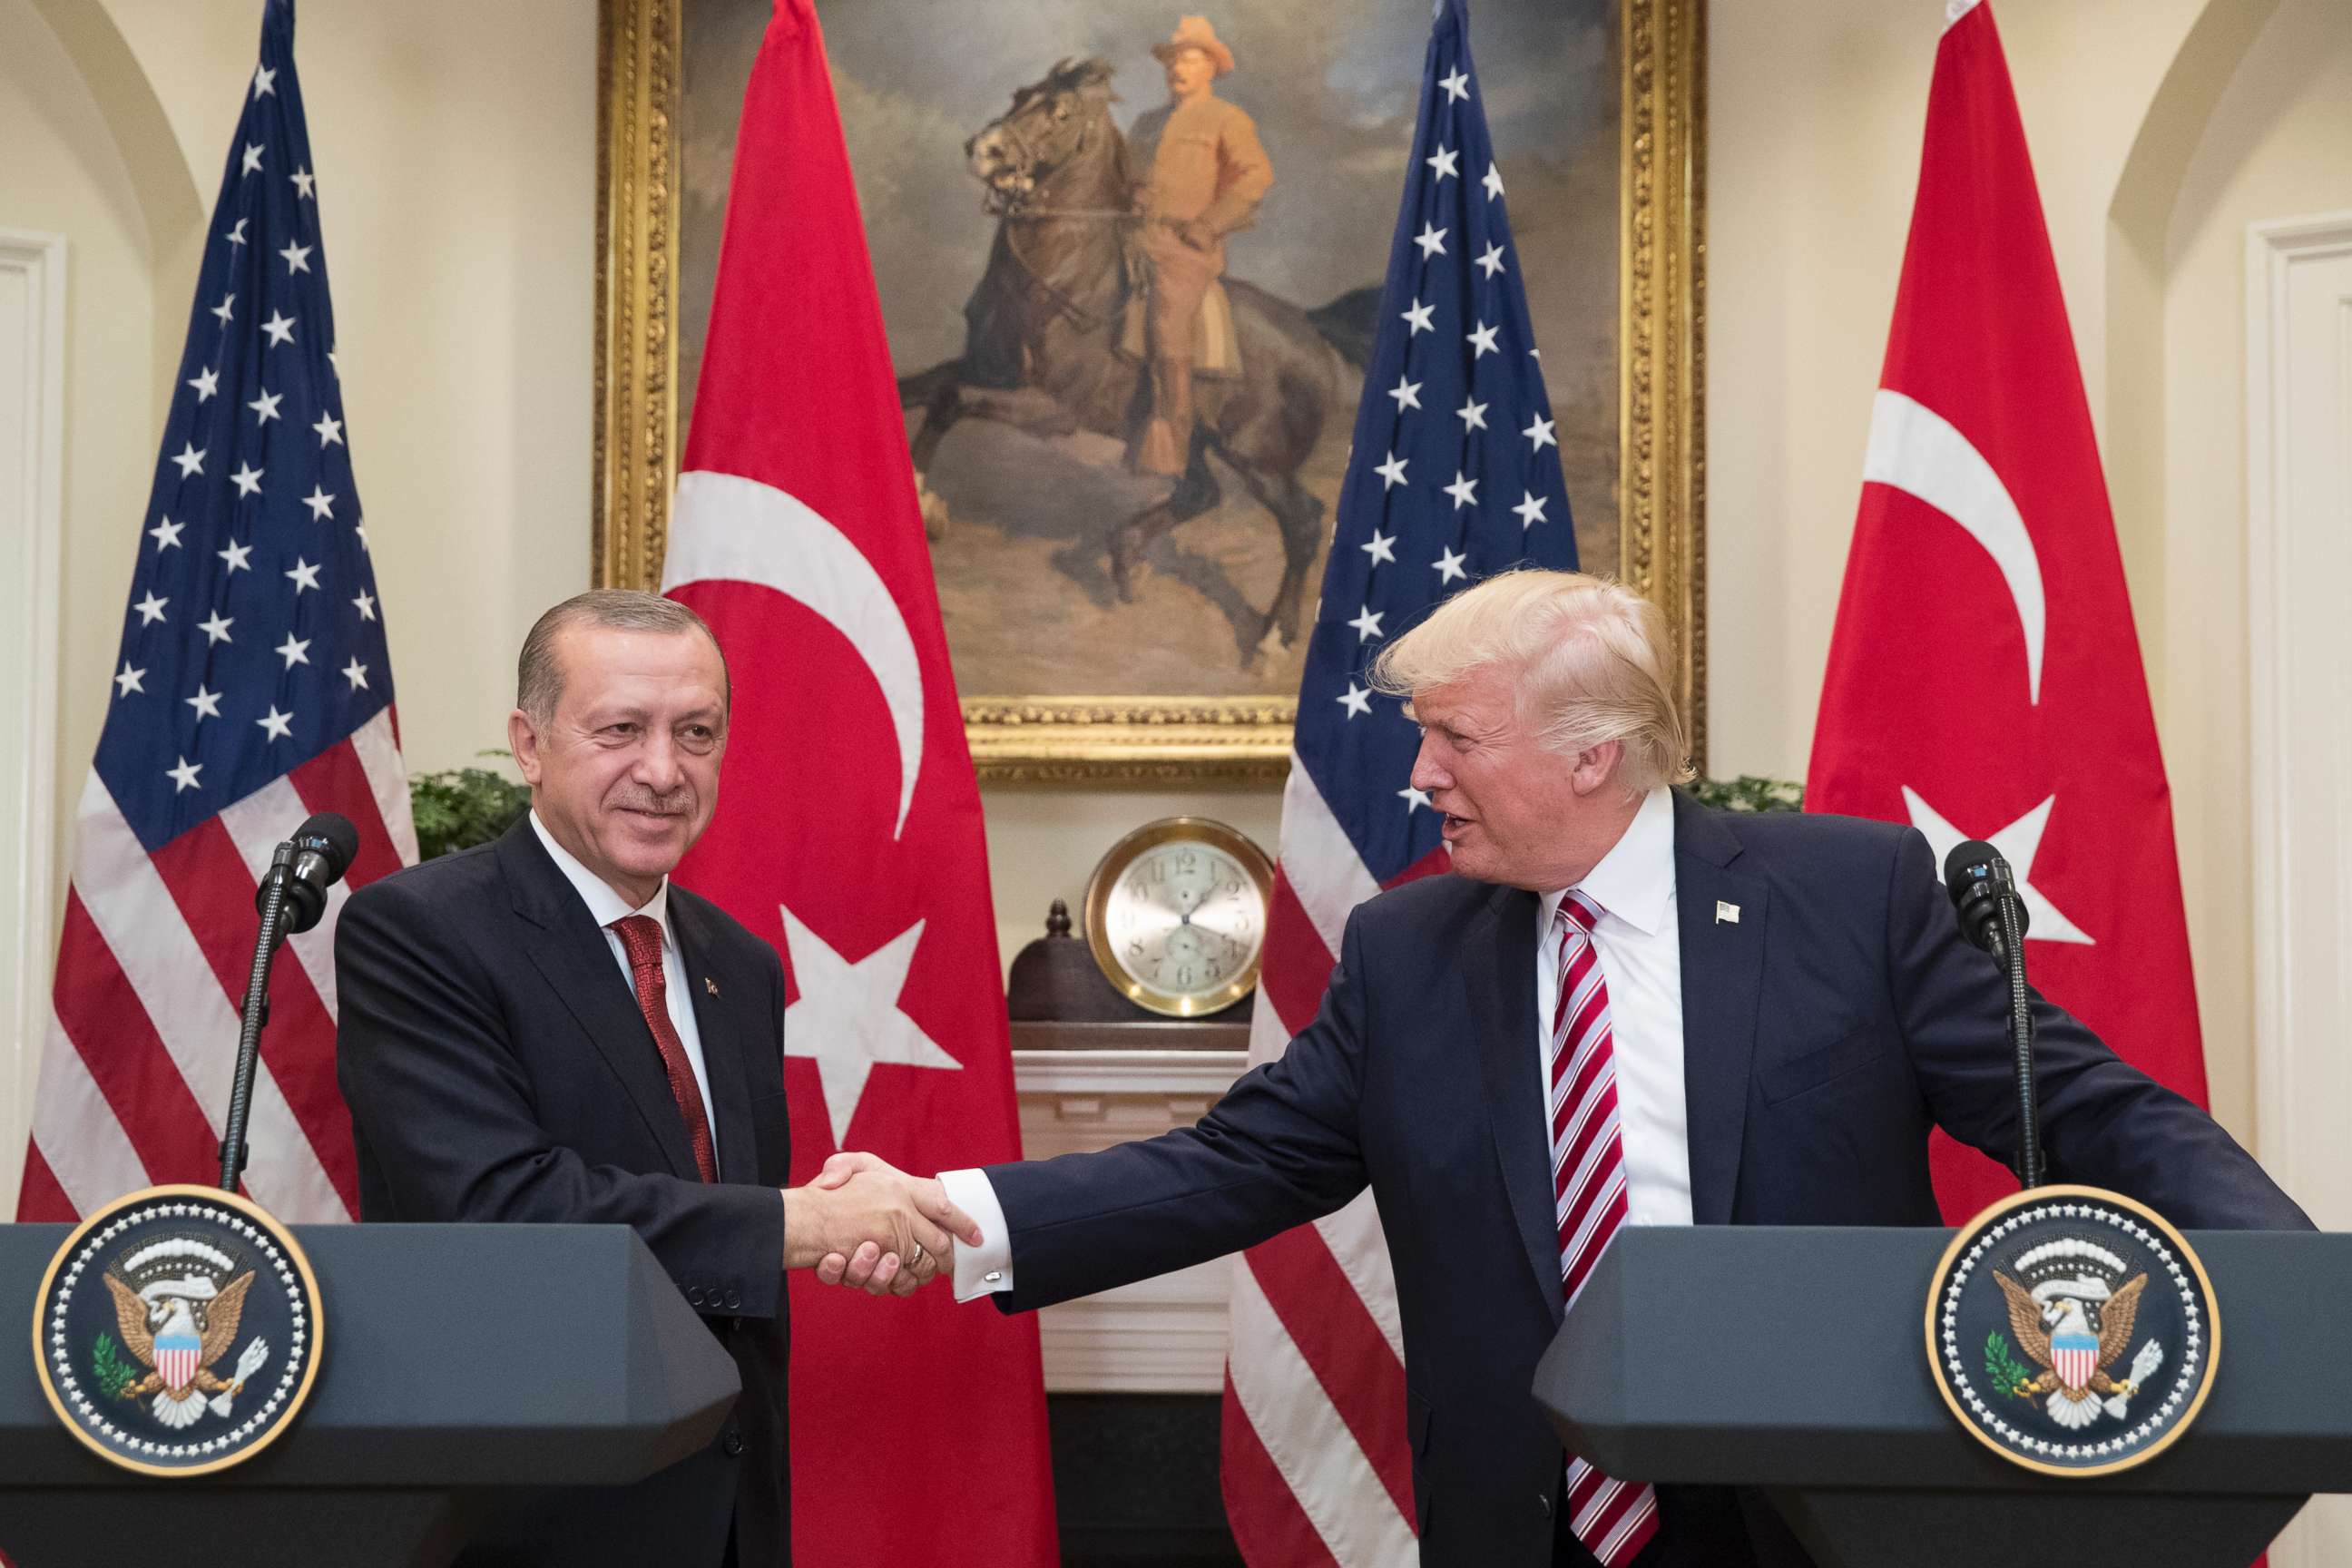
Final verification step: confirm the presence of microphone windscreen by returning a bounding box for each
[1942,838,2004,905]
[293,811,360,884]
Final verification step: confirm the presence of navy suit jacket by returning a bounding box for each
[336,818,792,1568]
[985,794,2309,1567]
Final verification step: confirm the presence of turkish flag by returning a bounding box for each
[1806,1,2213,1222]
[660,0,1058,1561]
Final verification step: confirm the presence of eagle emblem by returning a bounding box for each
[1988,1239,2164,1430]
[101,1234,273,1429]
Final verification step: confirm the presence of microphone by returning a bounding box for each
[1941,838,2044,1189]
[253,812,359,936]
[221,811,360,1191]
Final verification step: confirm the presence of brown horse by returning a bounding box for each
[897,57,1349,661]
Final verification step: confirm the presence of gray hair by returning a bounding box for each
[515,590,729,725]
[1368,569,1693,795]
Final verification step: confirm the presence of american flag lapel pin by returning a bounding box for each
[1715,901,1740,925]
[704,976,720,997]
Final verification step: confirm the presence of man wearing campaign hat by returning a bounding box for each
[1126,15,1274,475]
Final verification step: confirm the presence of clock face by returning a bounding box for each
[1096,836,1268,1014]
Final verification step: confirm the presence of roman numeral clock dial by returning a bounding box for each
[1083,818,1276,1018]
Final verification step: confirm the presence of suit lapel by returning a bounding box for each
[495,819,699,1181]
[671,896,757,1185]
[1671,793,1769,1227]
[1467,883,1563,1326]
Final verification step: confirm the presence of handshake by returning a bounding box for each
[781,1152,976,1298]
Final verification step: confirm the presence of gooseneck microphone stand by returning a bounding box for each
[1946,843,2044,1191]
[219,841,298,1193]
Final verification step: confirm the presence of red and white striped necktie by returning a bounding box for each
[1551,893,1658,1565]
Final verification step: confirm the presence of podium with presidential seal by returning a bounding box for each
[1534,841,2352,1566]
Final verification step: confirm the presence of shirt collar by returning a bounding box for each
[1538,785,1677,937]
[530,809,671,946]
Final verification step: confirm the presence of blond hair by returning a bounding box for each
[1367,570,1693,794]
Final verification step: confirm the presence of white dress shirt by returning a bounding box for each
[530,810,719,1164]
[1536,784,1692,1228]
[942,784,1697,1299]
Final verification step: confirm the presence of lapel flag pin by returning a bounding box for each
[704,976,720,996]
[1716,900,1740,925]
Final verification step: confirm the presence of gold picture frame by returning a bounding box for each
[593,0,1705,782]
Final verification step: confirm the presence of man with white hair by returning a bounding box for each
[832,570,2308,1566]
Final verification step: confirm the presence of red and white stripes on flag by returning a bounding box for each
[15,710,416,1223]
[1220,761,1422,1568]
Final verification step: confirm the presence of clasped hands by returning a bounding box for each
[782,1152,973,1298]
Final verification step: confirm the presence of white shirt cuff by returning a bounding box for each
[939,1167,1014,1302]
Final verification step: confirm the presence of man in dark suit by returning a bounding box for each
[827,570,2310,1568]
[337,591,975,1568]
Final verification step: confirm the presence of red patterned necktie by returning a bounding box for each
[610,914,719,1183]
[1550,894,1658,1565]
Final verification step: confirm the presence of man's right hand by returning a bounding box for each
[783,1161,982,1298]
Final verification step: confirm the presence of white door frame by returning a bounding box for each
[2246,209,2352,1568]
[0,228,66,1215]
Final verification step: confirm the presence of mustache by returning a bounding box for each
[607,786,695,815]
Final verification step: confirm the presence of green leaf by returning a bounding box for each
[91,1331,135,1400]
[407,752,532,861]
[1683,776,1804,813]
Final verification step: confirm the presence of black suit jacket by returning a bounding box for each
[983,794,2310,1567]
[336,817,792,1568]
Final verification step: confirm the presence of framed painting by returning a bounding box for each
[595,0,1703,781]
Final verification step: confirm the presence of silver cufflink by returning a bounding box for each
[985,1270,1003,1283]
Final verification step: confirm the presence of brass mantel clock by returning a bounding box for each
[1083,818,1276,1018]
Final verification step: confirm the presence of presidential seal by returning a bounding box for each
[31,1184,323,1476]
[1926,1184,2218,1476]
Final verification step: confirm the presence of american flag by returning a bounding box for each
[1219,2,1578,1561]
[14,0,414,1225]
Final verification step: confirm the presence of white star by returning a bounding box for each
[1466,320,1500,358]
[328,346,341,378]
[1348,605,1385,642]
[279,240,313,274]
[1438,68,1471,103]
[313,410,344,446]
[113,662,145,698]
[353,522,369,553]
[1414,222,1448,260]
[260,310,296,348]
[230,462,264,498]
[1456,397,1489,432]
[302,485,335,521]
[352,587,377,622]
[1475,242,1506,279]
[1524,413,1557,451]
[340,657,369,691]
[1375,452,1409,490]
[198,611,234,646]
[223,218,247,249]
[166,756,203,793]
[132,591,168,626]
[148,515,185,551]
[1482,162,1505,201]
[240,142,264,177]
[172,443,206,479]
[1433,546,1469,584]
[1445,471,1479,510]
[1338,682,1373,719]
[275,632,311,669]
[256,706,294,742]
[211,292,235,326]
[186,684,222,721]
[289,166,316,200]
[285,557,322,594]
[1399,784,1432,813]
[1401,299,1436,335]
[1387,376,1423,413]
[187,366,220,402]
[1426,144,1460,182]
[247,388,282,425]
[218,539,253,573]
[1513,491,1549,527]
[252,64,276,98]
[1362,529,1396,566]
[779,907,964,1145]
[1902,789,2095,946]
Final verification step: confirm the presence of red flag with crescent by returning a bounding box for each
[661,0,1058,1559]
[1805,0,2214,1221]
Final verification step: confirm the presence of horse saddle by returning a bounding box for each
[1120,279,1244,378]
